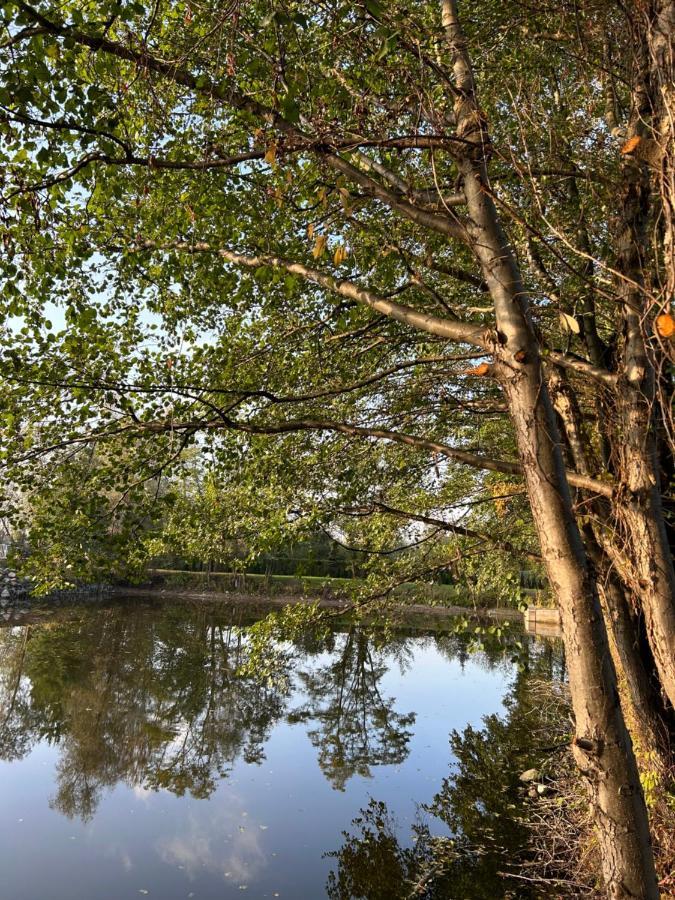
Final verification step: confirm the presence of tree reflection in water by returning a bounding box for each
[326,636,566,899]
[0,605,289,819]
[289,627,416,790]
[0,602,564,899]
[0,604,423,818]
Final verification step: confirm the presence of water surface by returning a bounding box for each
[0,599,563,899]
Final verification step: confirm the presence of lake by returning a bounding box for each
[0,598,564,899]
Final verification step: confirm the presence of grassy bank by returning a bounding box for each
[144,568,514,608]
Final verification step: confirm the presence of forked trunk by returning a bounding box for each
[486,219,659,900]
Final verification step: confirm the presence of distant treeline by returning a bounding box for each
[152,530,543,589]
[154,531,369,580]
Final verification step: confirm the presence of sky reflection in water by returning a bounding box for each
[0,600,561,899]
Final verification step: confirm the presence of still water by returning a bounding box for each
[0,599,563,899]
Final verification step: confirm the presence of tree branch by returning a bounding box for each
[545,350,618,388]
[9,407,614,497]
[16,1,469,242]
[129,240,486,346]
[344,500,542,562]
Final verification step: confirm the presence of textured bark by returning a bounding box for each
[648,0,675,301]
[586,528,674,763]
[611,11,675,710]
[549,369,674,763]
[550,365,673,761]
[441,2,659,895]
[615,386,675,711]
[548,367,595,477]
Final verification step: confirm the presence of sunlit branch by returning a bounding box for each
[128,240,487,346]
[16,1,469,243]
[545,351,618,388]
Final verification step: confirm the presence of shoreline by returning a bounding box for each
[109,585,522,621]
[0,585,526,628]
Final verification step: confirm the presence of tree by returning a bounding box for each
[0,1,673,893]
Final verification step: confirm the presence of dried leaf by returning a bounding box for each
[620,135,641,155]
[264,143,277,165]
[559,312,581,334]
[333,244,348,265]
[307,223,314,240]
[514,350,527,362]
[311,234,327,259]
[655,312,675,338]
[338,187,353,216]
[462,362,491,376]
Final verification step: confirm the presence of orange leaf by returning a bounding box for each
[656,312,675,338]
[621,135,642,155]
[462,362,491,376]
[514,350,527,363]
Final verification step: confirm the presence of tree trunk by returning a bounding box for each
[585,526,674,764]
[549,368,674,763]
[615,387,675,711]
[610,13,675,709]
[648,0,675,302]
[441,2,660,894]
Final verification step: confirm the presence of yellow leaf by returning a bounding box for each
[307,223,315,240]
[333,244,348,265]
[311,234,327,259]
[264,143,277,165]
[559,311,581,334]
[317,187,327,208]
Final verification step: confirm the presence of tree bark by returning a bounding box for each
[441,2,660,895]
[548,368,674,761]
[548,365,675,749]
[610,10,675,710]
[586,527,675,763]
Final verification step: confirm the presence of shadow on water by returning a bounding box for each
[0,599,565,898]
